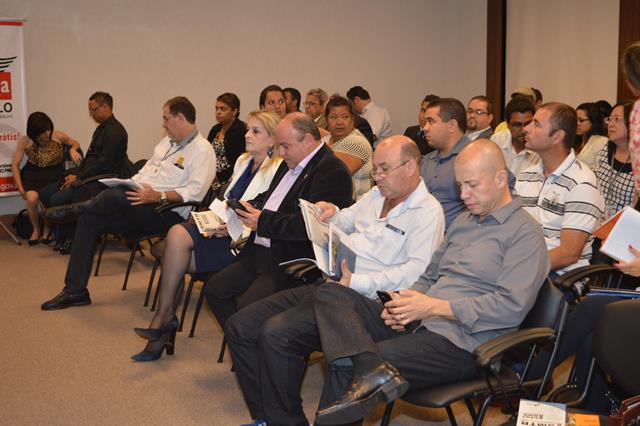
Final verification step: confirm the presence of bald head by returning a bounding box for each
[377,135,421,164]
[457,138,507,176]
[275,112,322,169]
[455,139,511,219]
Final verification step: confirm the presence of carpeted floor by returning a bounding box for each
[0,220,569,425]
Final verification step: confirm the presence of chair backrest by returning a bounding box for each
[593,299,640,396]
[520,277,566,330]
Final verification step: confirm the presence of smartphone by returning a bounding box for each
[376,290,392,304]
[226,199,248,212]
[377,290,421,333]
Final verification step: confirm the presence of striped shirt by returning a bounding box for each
[515,150,604,274]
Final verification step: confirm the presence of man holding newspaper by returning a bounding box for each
[41,96,215,310]
[225,135,445,426]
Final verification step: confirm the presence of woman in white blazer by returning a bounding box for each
[132,110,282,361]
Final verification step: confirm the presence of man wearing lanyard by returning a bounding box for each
[41,96,216,310]
[225,136,446,426]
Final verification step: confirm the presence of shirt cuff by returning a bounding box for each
[448,297,478,332]
[348,273,372,299]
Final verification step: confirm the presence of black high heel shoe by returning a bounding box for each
[134,315,179,341]
[131,329,177,362]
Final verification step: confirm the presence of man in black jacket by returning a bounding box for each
[41,91,129,208]
[203,112,353,329]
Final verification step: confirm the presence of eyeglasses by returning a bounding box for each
[466,108,489,116]
[371,160,409,178]
[88,104,103,114]
[304,101,320,107]
[606,115,624,124]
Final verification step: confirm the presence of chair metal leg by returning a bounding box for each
[445,405,458,426]
[380,401,395,426]
[179,277,196,332]
[464,398,478,423]
[122,241,139,290]
[151,273,162,311]
[94,236,108,276]
[217,336,226,363]
[144,258,160,306]
[188,284,207,337]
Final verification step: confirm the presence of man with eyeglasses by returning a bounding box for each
[420,97,472,230]
[466,95,494,141]
[515,102,604,276]
[491,96,540,176]
[41,96,216,310]
[225,136,445,426]
[39,91,131,253]
[304,88,329,129]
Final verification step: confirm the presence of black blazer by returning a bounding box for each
[207,118,247,183]
[250,143,353,264]
[404,125,432,155]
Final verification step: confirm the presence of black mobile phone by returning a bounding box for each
[376,290,392,304]
[226,199,248,212]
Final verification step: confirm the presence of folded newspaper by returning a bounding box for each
[279,199,356,280]
[98,177,142,191]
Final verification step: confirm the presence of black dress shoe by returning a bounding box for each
[44,200,93,224]
[41,288,91,310]
[315,362,409,425]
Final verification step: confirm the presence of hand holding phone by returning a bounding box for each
[226,199,248,212]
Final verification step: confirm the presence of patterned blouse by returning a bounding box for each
[323,128,373,200]
[595,142,634,218]
[25,138,64,168]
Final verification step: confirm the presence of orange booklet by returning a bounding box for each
[593,209,623,241]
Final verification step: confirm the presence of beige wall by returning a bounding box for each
[3,0,487,163]
[506,0,619,107]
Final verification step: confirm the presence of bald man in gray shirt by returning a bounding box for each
[315,139,550,425]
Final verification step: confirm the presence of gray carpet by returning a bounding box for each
[0,221,568,425]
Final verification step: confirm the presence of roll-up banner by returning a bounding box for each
[0,19,27,197]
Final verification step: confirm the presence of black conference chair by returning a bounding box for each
[546,264,639,409]
[380,277,568,426]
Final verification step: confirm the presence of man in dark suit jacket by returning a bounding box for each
[404,94,439,155]
[203,112,353,329]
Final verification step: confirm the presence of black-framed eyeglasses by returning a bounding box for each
[88,104,103,114]
[371,160,410,178]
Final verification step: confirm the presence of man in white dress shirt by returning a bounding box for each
[347,85,392,145]
[491,96,540,177]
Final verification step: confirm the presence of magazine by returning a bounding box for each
[282,199,356,280]
[98,177,143,191]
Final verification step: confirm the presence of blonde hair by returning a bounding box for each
[241,110,282,167]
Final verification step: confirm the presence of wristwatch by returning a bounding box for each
[160,192,168,203]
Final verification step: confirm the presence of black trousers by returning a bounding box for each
[225,282,478,426]
[203,243,296,329]
[64,187,181,291]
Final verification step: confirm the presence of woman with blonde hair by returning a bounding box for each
[132,110,283,361]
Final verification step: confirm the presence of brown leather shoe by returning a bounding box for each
[315,362,408,425]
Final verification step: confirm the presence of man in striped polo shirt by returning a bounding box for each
[515,102,604,275]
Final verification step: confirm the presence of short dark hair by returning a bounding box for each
[325,95,354,118]
[346,86,370,101]
[594,100,612,124]
[217,92,240,118]
[259,85,284,109]
[89,91,113,109]
[611,100,634,130]
[469,95,494,114]
[427,98,467,133]
[542,102,576,150]
[165,96,196,124]
[422,94,440,105]
[575,102,605,137]
[289,113,321,141]
[26,111,54,142]
[531,87,543,103]
[283,87,301,108]
[505,97,535,122]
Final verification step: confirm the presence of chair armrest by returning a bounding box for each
[155,201,201,214]
[473,327,555,368]
[552,264,619,291]
[75,173,118,187]
[283,259,318,277]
